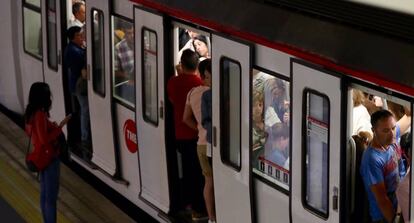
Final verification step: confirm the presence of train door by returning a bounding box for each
[212,34,253,223]
[134,6,170,213]
[291,59,342,222]
[86,0,117,175]
[251,46,291,223]
[42,0,66,129]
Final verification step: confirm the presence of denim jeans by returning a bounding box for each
[40,158,60,223]
[76,93,90,142]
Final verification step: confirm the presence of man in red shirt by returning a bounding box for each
[167,49,206,219]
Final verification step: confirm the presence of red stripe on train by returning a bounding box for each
[131,0,414,96]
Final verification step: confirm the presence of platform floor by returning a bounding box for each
[0,112,136,223]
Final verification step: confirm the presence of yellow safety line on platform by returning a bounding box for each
[0,158,71,223]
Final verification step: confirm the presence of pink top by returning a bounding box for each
[186,85,209,145]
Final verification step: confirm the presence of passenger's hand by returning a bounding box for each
[59,114,72,128]
[81,68,87,79]
[283,112,290,123]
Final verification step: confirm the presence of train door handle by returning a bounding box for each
[58,50,62,65]
[333,186,339,211]
[159,101,164,120]
[213,126,217,147]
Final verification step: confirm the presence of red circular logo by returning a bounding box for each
[123,119,138,153]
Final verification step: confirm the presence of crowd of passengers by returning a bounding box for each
[168,29,215,222]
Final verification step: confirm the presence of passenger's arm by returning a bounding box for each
[371,182,395,223]
[397,115,411,135]
[183,104,197,130]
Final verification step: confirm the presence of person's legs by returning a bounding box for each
[76,94,91,142]
[197,145,215,221]
[40,172,47,221]
[41,159,60,223]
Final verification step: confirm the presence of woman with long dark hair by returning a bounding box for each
[24,82,71,223]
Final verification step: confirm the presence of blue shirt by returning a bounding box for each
[63,42,86,93]
[360,125,405,221]
[201,90,212,143]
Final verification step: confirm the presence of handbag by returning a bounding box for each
[54,132,69,161]
[25,131,56,172]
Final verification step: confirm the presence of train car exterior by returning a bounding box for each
[0,0,413,222]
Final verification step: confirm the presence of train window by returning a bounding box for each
[92,10,105,96]
[303,90,330,218]
[25,0,40,7]
[251,69,290,191]
[23,1,42,59]
[220,57,241,170]
[142,28,158,125]
[46,0,57,70]
[111,16,135,108]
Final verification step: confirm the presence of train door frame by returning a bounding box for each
[211,33,253,223]
[345,78,414,223]
[133,5,170,214]
[41,0,66,132]
[290,59,342,223]
[85,0,118,176]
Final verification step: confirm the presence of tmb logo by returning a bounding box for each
[123,119,138,153]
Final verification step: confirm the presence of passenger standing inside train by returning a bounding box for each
[193,35,210,61]
[69,1,85,28]
[64,26,91,147]
[397,132,411,223]
[183,59,216,223]
[360,109,411,223]
[167,49,207,220]
[24,82,71,223]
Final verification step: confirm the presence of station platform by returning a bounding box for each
[0,112,137,223]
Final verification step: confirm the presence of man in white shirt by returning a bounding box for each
[69,1,85,28]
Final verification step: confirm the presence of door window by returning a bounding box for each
[303,90,330,218]
[252,69,290,191]
[220,57,241,170]
[23,0,42,59]
[111,16,135,107]
[46,0,57,70]
[92,10,105,96]
[142,28,158,125]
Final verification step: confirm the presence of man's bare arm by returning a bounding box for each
[371,182,395,223]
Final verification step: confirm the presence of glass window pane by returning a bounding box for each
[220,58,241,169]
[47,0,57,70]
[23,7,42,58]
[25,0,41,7]
[304,91,329,217]
[112,16,135,107]
[142,29,158,125]
[92,10,105,96]
[251,70,290,190]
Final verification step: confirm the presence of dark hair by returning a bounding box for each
[67,26,82,41]
[198,58,211,79]
[266,123,289,141]
[72,2,85,15]
[24,82,52,123]
[400,132,412,155]
[193,35,209,51]
[371,109,394,127]
[180,49,199,71]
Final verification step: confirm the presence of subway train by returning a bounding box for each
[0,0,413,222]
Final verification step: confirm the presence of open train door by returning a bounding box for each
[42,0,66,128]
[86,0,117,175]
[212,34,253,223]
[291,59,342,223]
[134,6,170,213]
